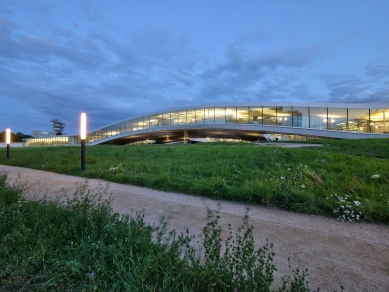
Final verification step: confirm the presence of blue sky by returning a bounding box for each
[1,0,389,135]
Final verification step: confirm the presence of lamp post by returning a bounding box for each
[6,128,10,159]
[80,113,86,171]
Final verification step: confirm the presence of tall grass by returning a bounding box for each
[0,139,388,223]
[0,172,312,291]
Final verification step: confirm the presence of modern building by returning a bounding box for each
[25,102,389,146]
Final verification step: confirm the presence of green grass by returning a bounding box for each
[0,139,388,223]
[0,172,312,291]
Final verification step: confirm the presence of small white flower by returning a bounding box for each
[280,176,284,180]
[301,185,305,188]
[371,174,380,179]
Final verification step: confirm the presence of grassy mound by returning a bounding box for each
[1,139,388,223]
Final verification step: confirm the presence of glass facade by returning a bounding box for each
[237,107,249,124]
[277,106,293,127]
[196,108,205,124]
[215,108,225,124]
[328,108,347,131]
[263,107,277,125]
[370,108,389,133]
[204,108,215,124]
[26,136,68,146]
[292,107,309,128]
[249,106,262,124]
[25,104,389,146]
[310,107,328,129]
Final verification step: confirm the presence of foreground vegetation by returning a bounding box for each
[0,173,311,291]
[0,139,388,223]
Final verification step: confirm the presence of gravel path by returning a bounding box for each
[1,165,388,292]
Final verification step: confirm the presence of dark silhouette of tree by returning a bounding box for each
[0,131,33,142]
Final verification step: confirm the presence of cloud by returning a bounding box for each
[320,73,389,103]
[364,60,389,79]
[196,35,334,102]
[0,2,204,131]
[1,1,388,134]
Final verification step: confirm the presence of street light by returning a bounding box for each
[80,113,86,171]
[5,128,10,159]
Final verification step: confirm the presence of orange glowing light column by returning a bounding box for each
[5,128,10,159]
[80,113,86,170]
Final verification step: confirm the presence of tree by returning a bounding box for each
[0,131,33,142]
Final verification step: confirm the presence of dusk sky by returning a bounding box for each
[1,0,389,135]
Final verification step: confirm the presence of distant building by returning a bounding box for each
[32,130,58,138]
[25,102,389,146]
[50,118,66,135]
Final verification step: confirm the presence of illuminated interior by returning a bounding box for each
[25,103,389,146]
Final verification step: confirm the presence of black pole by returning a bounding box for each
[81,139,85,170]
[6,144,10,159]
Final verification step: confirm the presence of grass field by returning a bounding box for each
[0,138,388,223]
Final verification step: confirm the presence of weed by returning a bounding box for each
[0,173,314,291]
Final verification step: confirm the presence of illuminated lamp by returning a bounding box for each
[80,113,86,170]
[5,128,10,159]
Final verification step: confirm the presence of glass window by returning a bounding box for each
[204,108,215,124]
[115,124,121,136]
[122,121,127,133]
[215,108,225,124]
[126,120,132,131]
[309,107,327,129]
[96,130,103,140]
[143,116,150,129]
[112,124,119,136]
[187,110,195,124]
[171,111,179,125]
[88,131,96,143]
[89,131,96,142]
[328,108,347,131]
[237,107,249,124]
[149,114,157,128]
[226,107,237,124]
[263,107,277,125]
[196,108,205,124]
[136,118,144,130]
[106,126,112,137]
[277,106,292,126]
[155,114,163,127]
[162,112,170,126]
[370,108,389,133]
[179,110,187,124]
[384,109,389,134]
[101,127,107,139]
[249,107,262,124]
[292,107,309,128]
[348,108,368,132]
[115,123,121,135]
[131,118,137,131]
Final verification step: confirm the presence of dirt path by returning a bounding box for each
[1,165,388,291]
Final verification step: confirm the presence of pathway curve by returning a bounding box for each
[0,165,388,291]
